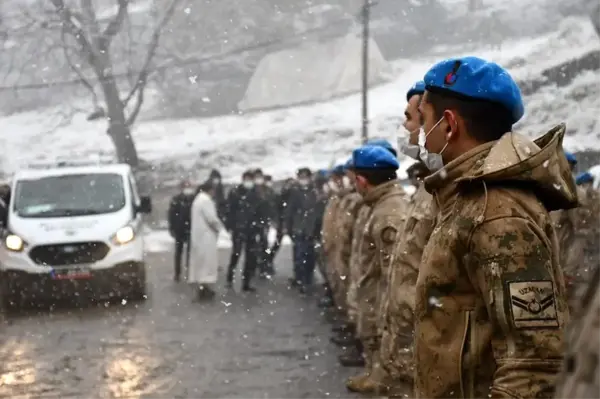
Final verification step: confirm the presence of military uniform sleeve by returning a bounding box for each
[372,212,405,277]
[466,217,567,398]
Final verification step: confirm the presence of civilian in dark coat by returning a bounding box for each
[168,180,196,281]
[286,168,320,292]
[225,170,265,292]
[206,169,227,224]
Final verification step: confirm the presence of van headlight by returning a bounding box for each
[5,234,25,252]
[112,226,135,245]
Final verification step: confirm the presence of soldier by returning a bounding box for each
[342,139,400,368]
[553,157,600,308]
[375,81,437,396]
[344,145,408,393]
[320,165,346,305]
[555,172,600,399]
[329,163,363,345]
[414,56,573,398]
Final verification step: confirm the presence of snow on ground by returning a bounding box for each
[0,17,598,181]
[143,227,290,253]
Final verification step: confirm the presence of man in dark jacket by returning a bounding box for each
[225,170,264,292]
[286,168,320,293]
[168,180,196,281]
[207,169,227,224]
[251,168,276,278]
[269,178,295,269]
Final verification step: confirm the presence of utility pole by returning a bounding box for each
[361,0,371,144]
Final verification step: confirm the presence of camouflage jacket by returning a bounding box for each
[354,181,407,336]
[415,125,575,398]
[336,191,363,278]
[378,182,436,382]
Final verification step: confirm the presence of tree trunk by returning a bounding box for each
[100,74,140,167]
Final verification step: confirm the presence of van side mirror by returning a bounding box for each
[138,196,152,214]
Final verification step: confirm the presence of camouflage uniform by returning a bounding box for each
[553,267,600,398]
[552,184,600,307]
[332,191,362,313]
[346,203,371,324]
[321,193,344,296]
[349,181,407,390]
[415,126,574,398]
[377,183,436,391]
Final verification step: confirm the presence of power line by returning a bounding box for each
[0,17,356,91]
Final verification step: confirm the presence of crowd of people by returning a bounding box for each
[168,55,600,398]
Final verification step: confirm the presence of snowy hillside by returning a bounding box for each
[0,16,598,182]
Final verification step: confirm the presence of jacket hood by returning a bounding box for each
[209,169,222,179]
[425,123,578,212]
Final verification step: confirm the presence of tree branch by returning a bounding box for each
[124,0,182,125]
[49,0,97,64]
[101,0,129,46]
[60,26,100,109]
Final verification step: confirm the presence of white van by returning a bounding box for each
[0,161,152,307]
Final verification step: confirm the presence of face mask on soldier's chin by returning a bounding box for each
[398,135,421,160]
[254,178,264,185]
[212,178,221,185]
[418,117,447,173]
[243,181,254,189]
[298,179,310,186]
[183,188,194,195]
[342,176,352,189]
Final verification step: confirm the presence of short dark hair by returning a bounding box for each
[254,168,264,176]
[264,175,272,182]
[297,167,312,178]
[242,170,254,179]
[425,89,513,143]
[354,168,397,186]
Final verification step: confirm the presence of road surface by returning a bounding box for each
[0,236,365,399]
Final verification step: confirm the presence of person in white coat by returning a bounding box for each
[188,182,225,299]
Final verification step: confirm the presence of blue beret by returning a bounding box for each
[331,164,345,175]
[343,157,354,170]
[352,145,399,170]
[317,168,329,178]
[576,171,593,185]
[406,80,425,102]
[423,56,524,124]
[564,151,577,165]
[366,138,396,155]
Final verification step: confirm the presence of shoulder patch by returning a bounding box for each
[508,281,559,329]
[381,226,398,244]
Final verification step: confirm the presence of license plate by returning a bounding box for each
[51,266,92,280]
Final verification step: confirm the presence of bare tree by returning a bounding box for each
[40,0,183,167]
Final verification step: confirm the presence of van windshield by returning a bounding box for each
[13,173,126,218]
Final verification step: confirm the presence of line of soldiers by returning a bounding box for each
[317,55,600,398]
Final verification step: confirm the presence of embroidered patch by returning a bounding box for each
[381,226,398,244]
[508,281,559,329]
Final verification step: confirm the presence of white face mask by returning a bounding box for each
[212,178,221,185]
[243,180,254,189]
[398,126,421,160]
[298,178,310,186]
[418,117,447,172]
[327,180,339,192]
[183,188,195,195]
[265,181,273,188]
[254,177,264,185]
[342,176,352,189]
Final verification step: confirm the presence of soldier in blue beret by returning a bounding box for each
[414,56,573,398]
[365,138,397,157]
[564,151,577,170]
[344,144,409,394]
